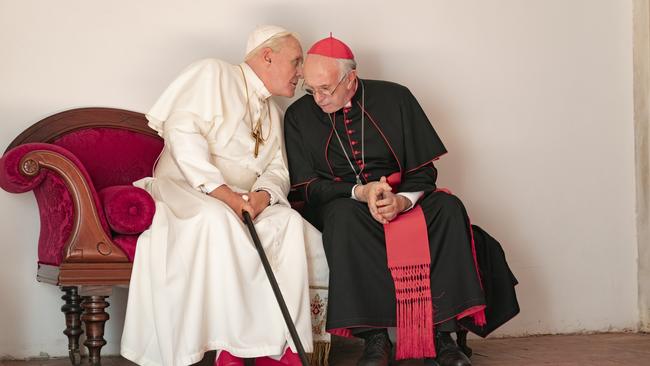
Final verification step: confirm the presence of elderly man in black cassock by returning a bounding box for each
[284,36,501,366]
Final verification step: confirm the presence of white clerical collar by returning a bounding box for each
[240,62,272,100]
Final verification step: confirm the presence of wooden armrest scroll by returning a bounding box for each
[20,150,129,263]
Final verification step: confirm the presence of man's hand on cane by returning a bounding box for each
[208,185,254,221]
[245,190,271,220]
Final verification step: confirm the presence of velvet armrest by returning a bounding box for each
[0,143,54,193]
[0,143,129,265]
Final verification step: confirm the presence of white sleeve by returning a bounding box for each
[251,145,290,206]
[163,111,226,192]
[199,182,222,194]
[351,184,360,200]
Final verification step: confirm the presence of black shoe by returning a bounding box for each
[455,330,472,358]
[423,358,440,366]
[357,330,392,366]
[434,331,471,366]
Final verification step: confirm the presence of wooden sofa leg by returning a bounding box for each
[61,286,83,365]
[81,295,110,366]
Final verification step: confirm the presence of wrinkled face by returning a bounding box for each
[303,54,356,113]
[265,37,304,97]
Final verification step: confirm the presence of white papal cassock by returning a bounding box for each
[120,59,328,366]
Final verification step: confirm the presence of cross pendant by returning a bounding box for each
[252,130,263,158]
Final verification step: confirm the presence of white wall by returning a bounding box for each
[0,0,637,358]
[634,0,650,332]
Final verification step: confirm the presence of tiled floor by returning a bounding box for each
[1,333,648,366]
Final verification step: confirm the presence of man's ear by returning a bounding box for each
[261,47,273,65]
[347,70,358,87]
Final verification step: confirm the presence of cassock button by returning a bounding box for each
[356,159,362,165]
[364,173,371,178]
[347,130,355,135]
[344,119,351,124]
[334,177,342,182]
[351,141,358,145]
[353,150,361,155]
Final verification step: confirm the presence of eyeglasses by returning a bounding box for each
[302,71,350,96]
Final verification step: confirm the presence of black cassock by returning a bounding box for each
[284,79,517,335]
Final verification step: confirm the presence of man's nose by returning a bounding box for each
[296,65,304,79]
[314,92,326,104]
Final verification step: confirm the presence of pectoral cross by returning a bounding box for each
[252,128,264,158]
[250,100,271,158]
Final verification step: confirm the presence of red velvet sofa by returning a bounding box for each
[0,108,163,365]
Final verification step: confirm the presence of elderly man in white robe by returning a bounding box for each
[120,26,329,366]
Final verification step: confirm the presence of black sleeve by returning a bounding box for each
[284,108,355,206]
[398,87,446,193]
[399,162,438,192]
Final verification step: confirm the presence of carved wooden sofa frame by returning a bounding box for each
[0,108,163,365]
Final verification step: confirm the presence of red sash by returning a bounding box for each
[328,173,487,360]
[384,173,435,359]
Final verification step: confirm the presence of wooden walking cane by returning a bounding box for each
[242,210,310,366]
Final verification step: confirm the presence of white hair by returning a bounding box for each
[245,32,301,61]
[337,58,357,79]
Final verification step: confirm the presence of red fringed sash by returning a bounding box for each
[384,173,435,359]
[384,204,435,359]
[327,174,487,359]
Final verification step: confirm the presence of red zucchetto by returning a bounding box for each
[307,34,354,59]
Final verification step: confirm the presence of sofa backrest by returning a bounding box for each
[6,108,164,191]
[53,128,162,191]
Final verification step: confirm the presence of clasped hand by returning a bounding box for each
[354,176,411,224]
[208,185,270,221]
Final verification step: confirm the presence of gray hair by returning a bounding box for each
[245,32,301,61]
[337,58,357,79]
